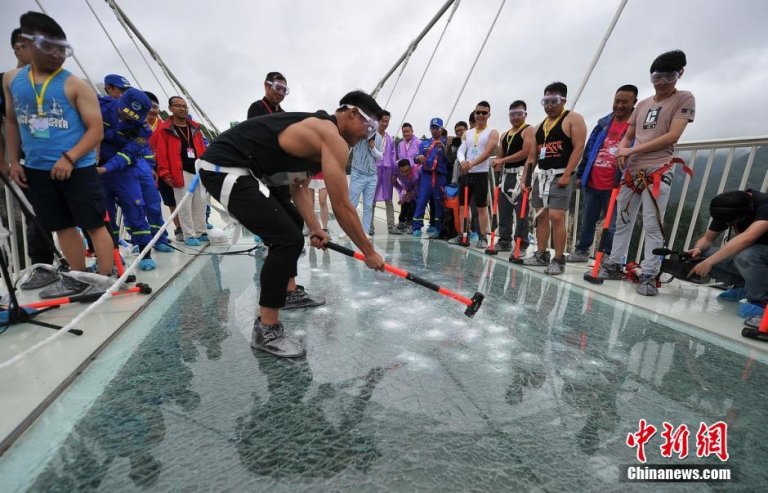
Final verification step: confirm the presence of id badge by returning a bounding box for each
[539,146,546,160]
[30,116,50,139]
[186,147,196,159]
[468,145,480,161]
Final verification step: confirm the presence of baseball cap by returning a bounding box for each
[104,74,131,90]
[117,87,151,123]
[429,117,443,128]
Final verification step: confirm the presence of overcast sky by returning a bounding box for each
[2,0,766,141]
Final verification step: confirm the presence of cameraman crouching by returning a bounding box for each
[689,190,768,319]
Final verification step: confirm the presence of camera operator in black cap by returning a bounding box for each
[688,189,768,319]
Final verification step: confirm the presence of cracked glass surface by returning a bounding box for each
[9,240,768,491]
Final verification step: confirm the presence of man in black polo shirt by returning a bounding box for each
[689,190,768,319]
[247,71,288,119]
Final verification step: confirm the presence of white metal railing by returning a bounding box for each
[2,136,767,284]
[569,136,768,262]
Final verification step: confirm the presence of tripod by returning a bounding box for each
[0,217,81,335]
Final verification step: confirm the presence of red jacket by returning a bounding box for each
[153,118,207,188]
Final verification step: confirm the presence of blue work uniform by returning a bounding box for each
[412,137,448,232]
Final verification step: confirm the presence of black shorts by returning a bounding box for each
[459,172,489,207]
[157,179,177,207]
[25,166,106,232]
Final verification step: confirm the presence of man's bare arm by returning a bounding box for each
[279,118,380,261]
[618,118,689,159]
[563,113,587,176]
[3,69,26,186]
[470,129,500,168]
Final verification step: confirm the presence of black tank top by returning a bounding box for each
[535,110,573,171]
[201,111,336,184]
[503,124,529,169]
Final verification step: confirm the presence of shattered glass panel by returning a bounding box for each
[5,240,767,491]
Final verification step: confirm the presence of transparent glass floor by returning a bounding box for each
[2,239,767,491]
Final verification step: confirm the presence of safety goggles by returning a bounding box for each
[266,80,290,95]
[508,109,527,117]
[345,104,379,139]
[650,71,680,84]
[540,95,565,107]
[20,33,73,57]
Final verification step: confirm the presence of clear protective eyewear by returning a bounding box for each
[266,80,290,95]
[508,109,527,118]
[344,104,379,139]
[20,33,73,58]
[650,71,680,84]
[540,95,565,107]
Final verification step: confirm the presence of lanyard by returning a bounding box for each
[176,124,191,145]
[261,98,277,114]
[403,138,413,155]
[28,66,63,115]
[542,109,567,142]
[472,127,484,148]
[425,139,441,170]
[505,123,527,149]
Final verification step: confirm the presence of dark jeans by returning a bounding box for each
[498,192,528,244]
[706,245,768,303]
[399,201,415,224]
[200,171,302,309]
[575,186,616,254]
[22,186,55,265]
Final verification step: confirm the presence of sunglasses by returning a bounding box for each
[266,80,290,95]
[20,33,73,57]
[541,95,565,106]
[474,110,489,116]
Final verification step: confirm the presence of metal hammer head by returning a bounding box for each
[742,326,768,343]
[464,292,485,318]
[583,272,605,285]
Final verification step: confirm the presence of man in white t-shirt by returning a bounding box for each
[599,50,696,296]
[453,101,499,249]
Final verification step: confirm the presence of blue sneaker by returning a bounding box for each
[206,223,214,230]
[139,258,157,271]
[185,237,202,247]
[738,303,766,319]
[426,225,437,236]
[412,229,422,238]
[154,242,174,253]
[718,287,747,302]
[470,231,479,242]
[196,233,210,242]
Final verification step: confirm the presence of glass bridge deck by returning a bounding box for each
[2,239,766,491]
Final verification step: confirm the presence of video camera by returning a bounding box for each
[653,248,710,284]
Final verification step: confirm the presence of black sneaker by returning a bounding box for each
[496,240,513,252]
[252,318,305,358]
[38,274,92,299]
[20,266,60,290]
[598,262,624,281]
[284,285,326,309]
